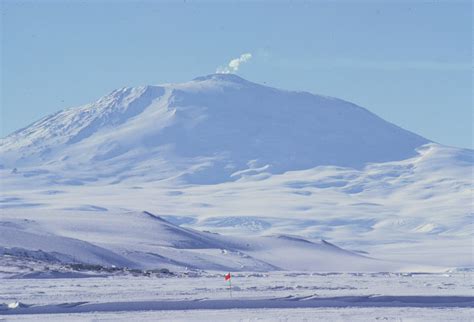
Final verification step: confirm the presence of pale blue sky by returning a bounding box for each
[1,0,472,148]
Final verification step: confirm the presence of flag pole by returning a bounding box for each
[225,272,232,298]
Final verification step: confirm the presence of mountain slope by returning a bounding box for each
[0,211,426,272]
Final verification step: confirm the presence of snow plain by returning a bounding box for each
[1,272,473,320]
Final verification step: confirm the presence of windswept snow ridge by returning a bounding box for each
[2,295,473,315]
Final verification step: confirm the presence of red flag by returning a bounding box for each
[224,272,231,281]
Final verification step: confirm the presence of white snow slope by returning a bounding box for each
[0,73,472,272]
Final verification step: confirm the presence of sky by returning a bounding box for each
[1,0,472,149]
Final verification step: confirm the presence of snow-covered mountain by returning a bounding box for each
[1,73,429,184]
[0,74,472,272]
